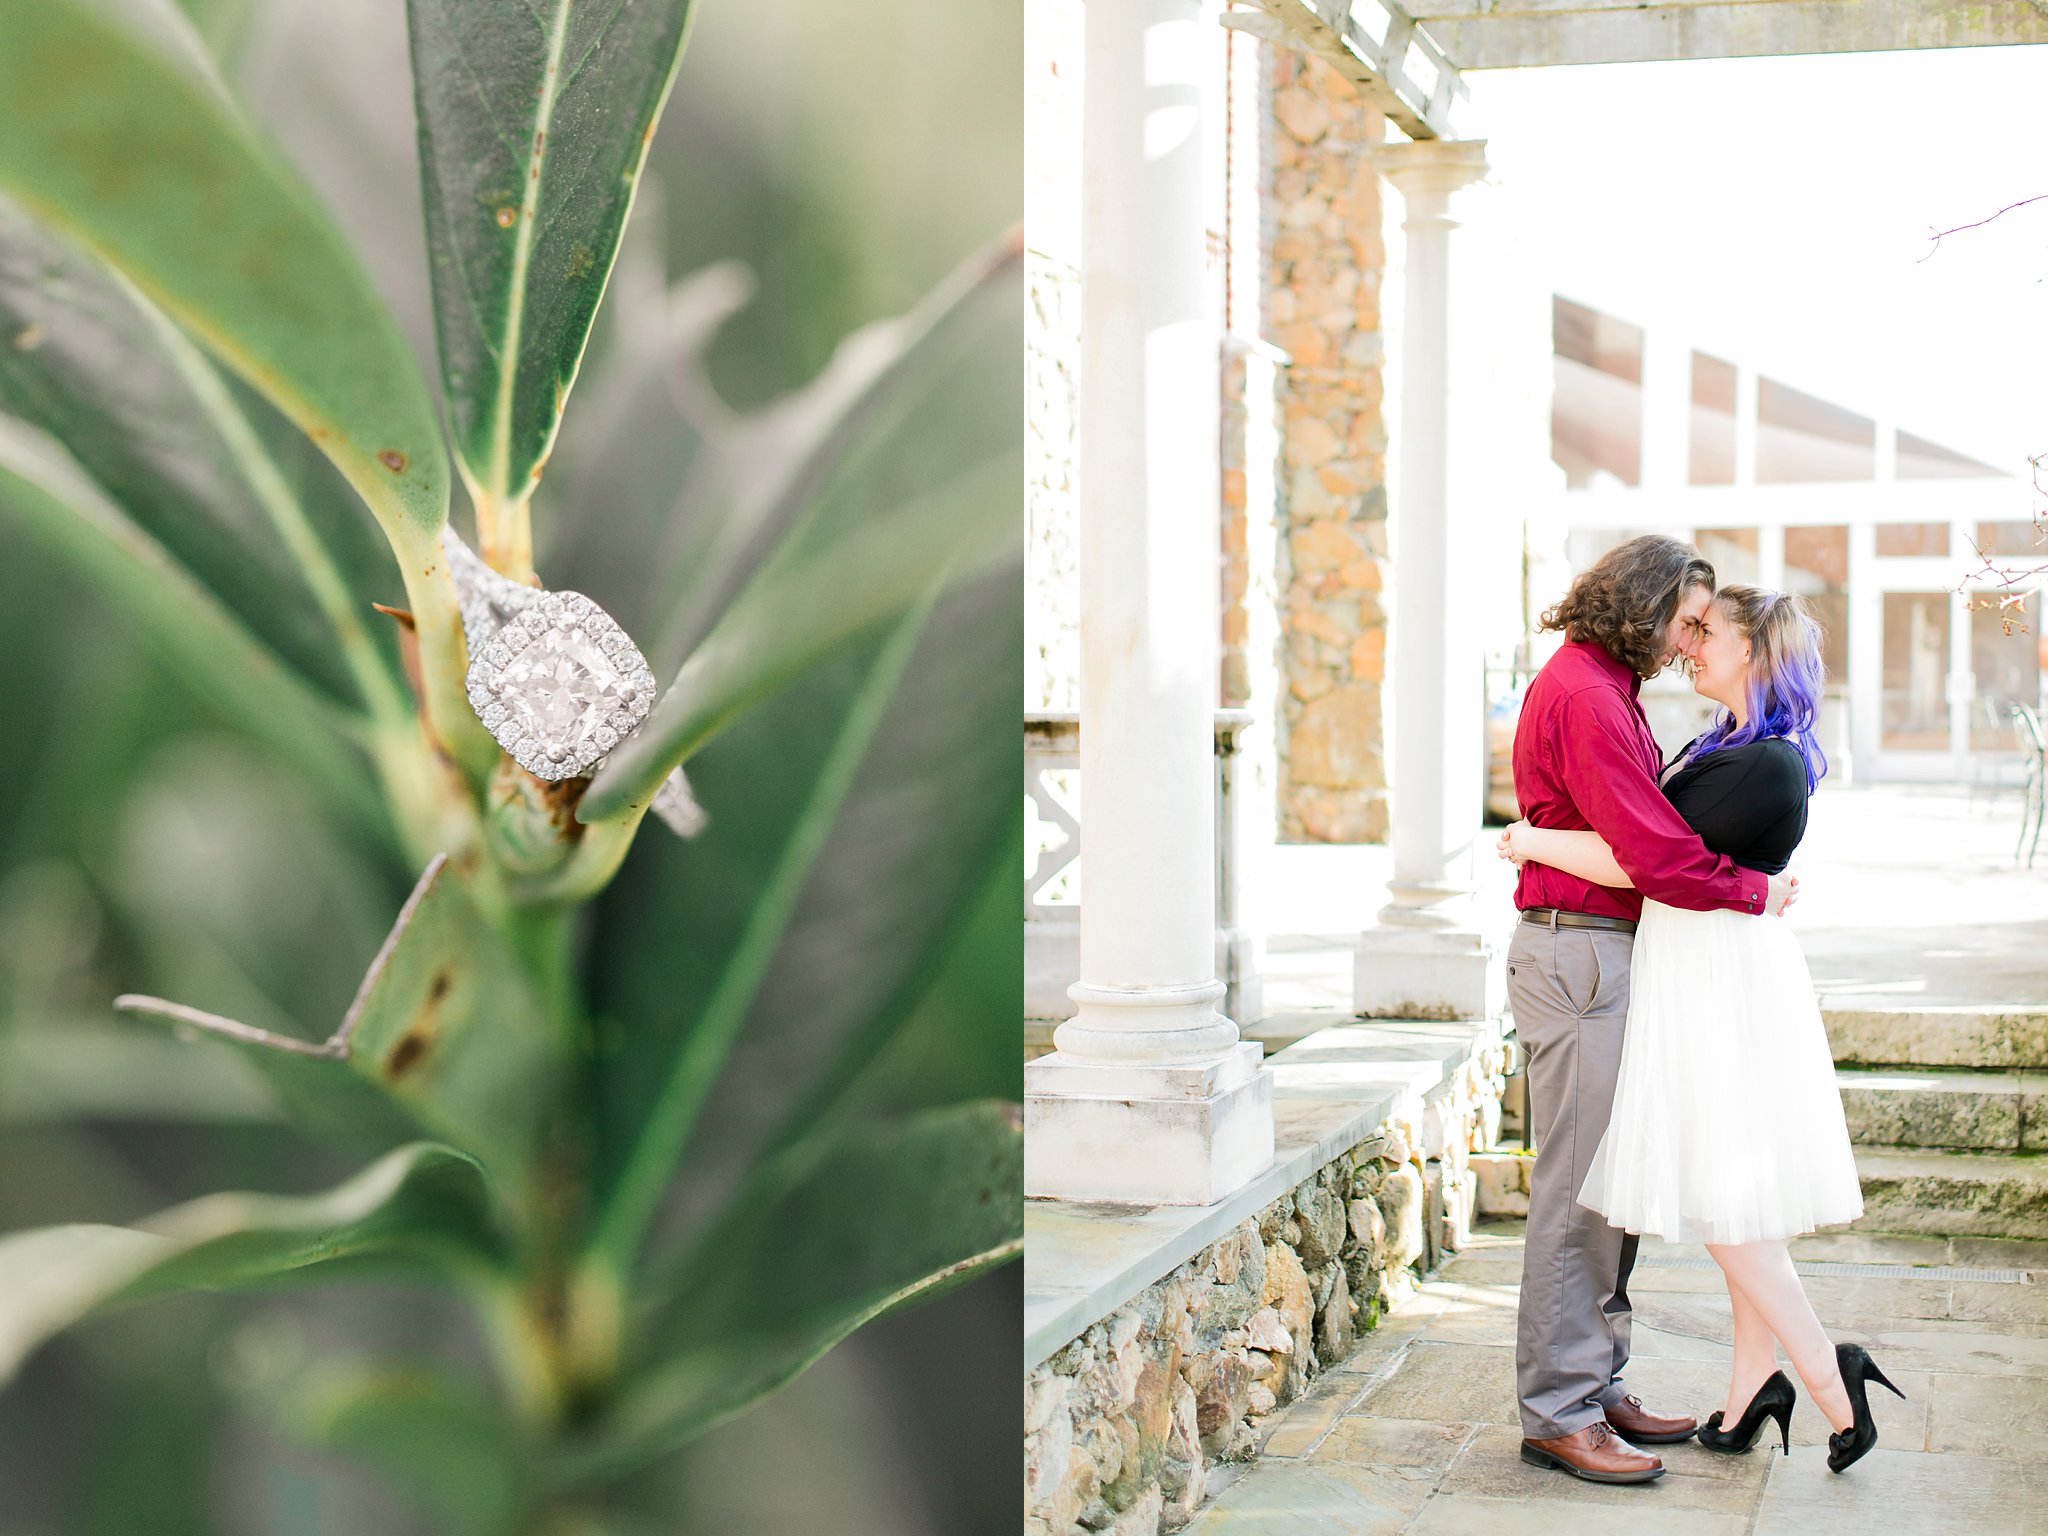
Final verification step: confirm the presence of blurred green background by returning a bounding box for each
[0,0,1022,1529]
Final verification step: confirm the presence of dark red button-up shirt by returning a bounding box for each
[1512,638,1767,920]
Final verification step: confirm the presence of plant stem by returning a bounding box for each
[469,477,537,585]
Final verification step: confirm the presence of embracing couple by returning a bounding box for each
[1499,534,1900,1485]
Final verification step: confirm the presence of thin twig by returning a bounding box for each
[114,995,349,1058]
[1920,193,2048,260]
[113,853,450,1061]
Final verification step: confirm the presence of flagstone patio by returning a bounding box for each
[1186,1220,2048,1535]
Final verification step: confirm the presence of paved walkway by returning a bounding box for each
[1187,1220,2048,1535]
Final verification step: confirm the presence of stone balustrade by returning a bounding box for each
[1024,1019,1511,1535]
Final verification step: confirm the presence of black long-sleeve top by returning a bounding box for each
[1662,735,1811,876]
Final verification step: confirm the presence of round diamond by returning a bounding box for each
[594,724,618,751]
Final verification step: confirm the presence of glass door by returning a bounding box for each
[1875,589,1960,776]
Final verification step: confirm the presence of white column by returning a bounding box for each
[1354,138,1498,1021]
[1024,0,1272,1207]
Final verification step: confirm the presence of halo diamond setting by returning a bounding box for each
[463,591,657,782]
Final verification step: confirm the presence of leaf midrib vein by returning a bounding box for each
[485,0,575,498]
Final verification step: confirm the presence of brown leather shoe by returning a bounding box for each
[1520,1421,1665,1484]
[1605,1392,1698,1445]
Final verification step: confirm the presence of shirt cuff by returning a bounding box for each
[1738,867,1769,912]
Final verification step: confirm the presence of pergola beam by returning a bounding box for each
[1226,0,1468,140]
[1407,0,2048,71]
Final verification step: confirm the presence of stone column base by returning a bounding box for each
[1024,1041,1275,1205]
[1353,925,1504,1020]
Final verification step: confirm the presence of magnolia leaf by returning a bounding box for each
[646,229,1023,666]
[0,414,380,829]
[574,1102,1021,1476]
[278,1360,529,1536]
[0,1141,505,1385]
[0,194,403,714]
[120,854,565,1208]
[583,599,939,1273]
[584,560,1021,1270]
[580,452,1016,823]
[0,0,485,766]
[407,0,699,509]
[0,1018,280,1125]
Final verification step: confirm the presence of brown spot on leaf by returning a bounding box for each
[385,967,454,1079]
[386,1025,433,1078]
[565,244,595,281]
[496,206,517,228]
[379,449,407,473]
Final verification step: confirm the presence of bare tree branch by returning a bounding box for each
[1920,193,2048,261]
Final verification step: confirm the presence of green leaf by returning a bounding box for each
[0,1141,506,1385]
[0,414,381,831]
[579,1102,1021,1473]
[0,0,485,768]
[577,231,1021,823]
[0,1018,281,1125]
[0,195,406,717]
[120,854,566,1209]
[583,600,940,1274]
[579,452,1017,823]
[584,561,1022,1271]
[279,1360,529,1536]
[407,0,700,508]
[646,231,1023,666]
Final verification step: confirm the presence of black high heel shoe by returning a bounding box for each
[1697,1370,1796,1456]
[1827,1343,1905,1473]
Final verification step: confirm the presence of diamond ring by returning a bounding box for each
[446,528,655,783]
[444,531,704,834]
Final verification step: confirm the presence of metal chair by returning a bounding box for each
[2014,702,2046,869]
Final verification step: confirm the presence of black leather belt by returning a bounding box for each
[1520,907,1637,935]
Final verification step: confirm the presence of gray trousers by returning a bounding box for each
[1506,917,1642,1440]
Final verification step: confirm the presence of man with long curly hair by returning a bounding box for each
[1507,534,1799,1485]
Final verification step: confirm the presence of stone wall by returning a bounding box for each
[1266,53,1392,845]
[1024,1038,1509,1535]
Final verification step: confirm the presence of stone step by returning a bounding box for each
[1853,1146,2048,1240]
[1836,1067,2047,1152]
[1822,1004,2048,1071]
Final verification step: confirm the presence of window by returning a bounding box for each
[1756,377,1874,484]
[1689,352,1737,486]
[1551,297,1643,488]
[1876,523,1950,558]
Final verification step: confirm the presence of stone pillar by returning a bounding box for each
[1266,55,1394,846]
[1025,0,1274,1207]
[1353,138,1499,1021]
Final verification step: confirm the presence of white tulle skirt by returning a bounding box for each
[1577,899,1864,1245]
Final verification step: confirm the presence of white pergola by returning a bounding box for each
[1234,0,2048,138]
[1024,0,2048,1208]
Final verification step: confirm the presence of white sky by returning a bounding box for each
[1466,44,2048,475]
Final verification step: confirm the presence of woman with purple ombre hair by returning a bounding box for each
[1501,586,1901,1475]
